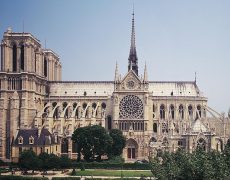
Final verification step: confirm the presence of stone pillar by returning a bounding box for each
[68,138,72,159]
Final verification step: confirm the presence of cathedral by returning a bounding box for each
[0,13,229,163]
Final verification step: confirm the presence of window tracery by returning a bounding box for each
[119,95,143,119]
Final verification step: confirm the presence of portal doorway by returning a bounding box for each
[126,139,138,160]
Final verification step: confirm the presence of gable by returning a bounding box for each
[119,70,142,91]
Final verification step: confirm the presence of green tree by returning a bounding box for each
[90,125,112,161]
[18,150,41,173]
[38,152,50,171]
[72,126,92,161]
[109,129,126,157]
[60,155,72,169]
[72,125,113,161]
[48,153,60,170]
[150,156,167,180]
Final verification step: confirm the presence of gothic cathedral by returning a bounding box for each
[0,13,229,162]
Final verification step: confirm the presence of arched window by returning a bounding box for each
[92,102,97,109]
[162,123,168,133]
[196,105,202,119]
[170,105,174,119]
[44,57,48,77]
[188,105,193,118]
[61,138,68,153]
[101,102,106,109]
[72,141,78,153]
[12,44,17,72]
[18,136,23,144]
[162,137,168,146]
[83,103,88,118]
[63,102,68,118]
[52,102,58,119]
[153,123,157,133]
[152,104,156,118]
[153,104,155,112]
[29,136,34,144]
[160,105,165,119]
[179,105,184,119]
[107,116,112,130]
[20,45,24,70]
[34,50,37,73]
[197,138,206,151]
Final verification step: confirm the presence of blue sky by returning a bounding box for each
[0,0,230,114]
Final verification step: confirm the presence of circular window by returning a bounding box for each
[119,95,143,119]
[126,80,135,89]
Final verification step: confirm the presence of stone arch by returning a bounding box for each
[12,43,17,72]
[179,104,184,119]
[196,105,202,119]
[149,137,157,147]
[107,115,112,130]
[169,104,175,119]
[61,138,68,153]
[126,138,138,159]
[216,139,223,152]
[44,56,48,77]
[188,104,193,118]
[197,137,206,151]
[162,137,169,146]
[51,102,60,119]
[20,44,25,71]
[61,102,71,118]
[72,102,80,118]
[82,102,90,118]
[160,104,165,119]
[153,123,157,133]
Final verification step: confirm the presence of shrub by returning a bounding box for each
[52,178,80,180]
[71,168,77,176]
[0,175,48,180]
[71,162,150,170]
[80,163,85,171]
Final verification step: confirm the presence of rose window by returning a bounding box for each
[119,95,143,119]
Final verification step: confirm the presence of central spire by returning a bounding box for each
[128,8,138,76]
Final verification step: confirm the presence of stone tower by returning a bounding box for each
[0,28,61,161]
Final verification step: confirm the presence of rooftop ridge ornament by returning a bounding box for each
[128,7,138,76]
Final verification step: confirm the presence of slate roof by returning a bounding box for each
[13,128,58,146]
[48,81,203,97]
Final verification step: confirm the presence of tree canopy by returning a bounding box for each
[109,129,126,157]
[150,145,230,180]
[18,150,71,172]
[72,125,125,161]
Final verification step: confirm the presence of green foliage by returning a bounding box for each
[0,160,6,166]
[107,156,124,163]
[18,150,41,171]
[150,148,230,180]
[0,176,48,180]
[80,162,85,171]
[72,125,125,162]
[71,168,77,176]
[60,155,72,169]
[72,161,150,170]
[109,129,126,157]
[38,152,51,171]
[18,150,72,172]
[52,178,80,180]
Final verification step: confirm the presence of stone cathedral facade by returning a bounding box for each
[0,14,229,162]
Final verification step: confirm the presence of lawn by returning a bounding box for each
[73,169,153,177]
